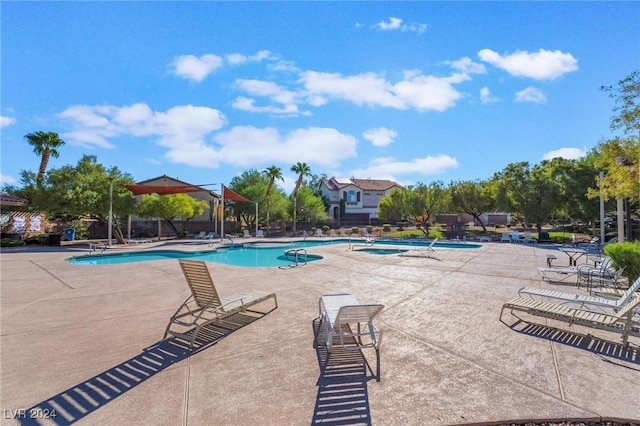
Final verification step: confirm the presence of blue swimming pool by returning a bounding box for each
[67,238,480,267]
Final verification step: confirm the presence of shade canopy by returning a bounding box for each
[125,184,253,203]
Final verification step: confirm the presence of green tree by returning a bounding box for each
[137,193,207,237]
[8,155,137,241]
[449,180,495,232]
[378,188,404,223]
[379,182,448,236]
[263,165,284,235]
[492,161,562,234]
[24,131,65,186]
[291,162,311,233]
[228,169,265,232]
[596,70,640,205]
[292,186,328,228]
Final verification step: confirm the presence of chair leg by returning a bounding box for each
[375,347,381,382]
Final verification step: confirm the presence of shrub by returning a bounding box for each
[604,241,640,284]
[322,225,330,232]
[351,226,360,235]
[382,224,391,232]
[1,238,25,247]
[366,225,373,233]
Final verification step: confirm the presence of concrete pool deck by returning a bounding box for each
[1,238,639,425]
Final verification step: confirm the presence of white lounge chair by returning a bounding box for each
[316,228,323,237]
[164,260,277,348]
[537,265,578,283]
[511,231,522,243]
[194,231,207,240]
[518,276,640,310]
[501,292,640,347]
[500,232,511,243]
[400,238,438,258]
[256,229,264,238]
[318,293,384,381]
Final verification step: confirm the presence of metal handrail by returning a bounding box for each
[282,248,308,267]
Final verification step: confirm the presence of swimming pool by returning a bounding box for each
[68,244,326,267]
[67,238,480,267]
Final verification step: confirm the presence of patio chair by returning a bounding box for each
[537,265,578,283]
[577,257,622,291]
[500,292,640,347]
[318,293,384,381]
[164,260,278,348]
[500,232,511,243]
[316,228,323,237]
[511,230,522,243]
[195,231,207,239]
[243,229,251,238]
[523,231,535,244]
[400,238,438,258]
[538,231,552,243]
[256,229,264,238]
[517,276,640,310]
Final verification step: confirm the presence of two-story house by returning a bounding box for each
[320,177,402,226]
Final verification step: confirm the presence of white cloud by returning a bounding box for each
[448,57,486,74]
[515,87,547,103]
[374,17,403,30]
[478,48,578,80]
[348,154,459,180]
[363,127,397,147]
[0,116,16,128]
[480,87,498,104]
[372,17,427,33]
[212,126,357,168]
[0,173,17,185]
[57,103,227,163]
[232,79,309,115]
[542,147,587,160]
[226,50,272,65]
[173,54,223,82]
[300,70,467,112]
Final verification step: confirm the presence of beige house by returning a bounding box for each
[320,178,402,225]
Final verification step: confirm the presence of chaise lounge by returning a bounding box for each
[500,291,640,347]
[164,259,278,348]
[318,293,384,381]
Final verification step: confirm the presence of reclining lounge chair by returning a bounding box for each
[517,276,640,310]
[318,293,384,381]
[500,292,640,347]
[164,259,278,348]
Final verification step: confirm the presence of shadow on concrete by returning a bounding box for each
[506,317,640,365]
[311,318,373,426]
[18,312,266,426]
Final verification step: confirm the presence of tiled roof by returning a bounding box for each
[0,193,28,206]
[323,178,401,191]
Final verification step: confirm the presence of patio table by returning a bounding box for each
[558,246,587,266]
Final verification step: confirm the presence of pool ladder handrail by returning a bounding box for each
[281,248,308,268]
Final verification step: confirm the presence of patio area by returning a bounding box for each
[1,239,639,425]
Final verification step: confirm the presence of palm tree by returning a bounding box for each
[291,162,311,234]
[24,131,65,186]
[263,165,284,236]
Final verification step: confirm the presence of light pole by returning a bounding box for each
[599,171,605,247]
[108,178,113,246]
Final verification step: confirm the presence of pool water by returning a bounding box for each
[69,245,324,267]
[68,238,480,267]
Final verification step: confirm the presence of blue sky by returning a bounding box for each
[2,2,639,193]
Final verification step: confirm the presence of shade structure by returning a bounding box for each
[125,183,255,239]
